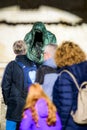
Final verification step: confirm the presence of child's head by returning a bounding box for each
[24,83,57,126]
[26,83,45,101]
[13,40,27,55]
[25,83,49,110]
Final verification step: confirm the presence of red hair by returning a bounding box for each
[23,83,57,127]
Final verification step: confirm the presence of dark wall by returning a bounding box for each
[0,0,18,8]
[0,0,87,22]
[1,0,86,10]
[19,0,85,10]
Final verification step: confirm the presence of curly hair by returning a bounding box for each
[55,41,86,68]
[23,83,57,127]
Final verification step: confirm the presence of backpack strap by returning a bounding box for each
[15,61,37,88]
[60,69,80,91]
[41,65,57,74]
[60,70,87,91]
[35,65,57,84]
[80,81,87,89]
[12,61,28,98]
[60,69,87,124]
[59,69,80,123]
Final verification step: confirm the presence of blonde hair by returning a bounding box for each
[55,41,86,68]
[13,40,27,55]
[23,83,57,127]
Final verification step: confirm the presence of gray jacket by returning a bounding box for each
[35,58,58,100]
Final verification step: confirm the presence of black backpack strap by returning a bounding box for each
[12,60,28,99]
[35,65,57,84]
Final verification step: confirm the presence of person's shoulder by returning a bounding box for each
[6,60,15,67]
[24,109,32,117]
[37,65,50,73]
[4,60,16,72]
[9,60,16,64]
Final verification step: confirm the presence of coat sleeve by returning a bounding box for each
[53,72,73,130]
[19,109,33,130]
[1,62,13,104]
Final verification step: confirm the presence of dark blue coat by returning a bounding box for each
[53,61,87,130]
[1,55,36,122]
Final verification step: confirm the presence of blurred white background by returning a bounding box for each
[0,5,87,62]
[0,2,87,130]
